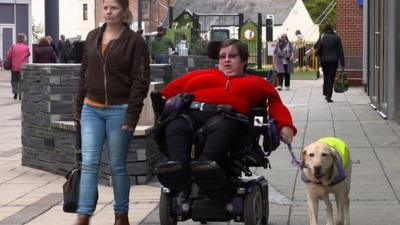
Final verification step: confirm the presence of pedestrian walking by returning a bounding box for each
[273,33,295,91]
[72,0,150,224]
[33,37,57,63]
[5,33,30,100]
[314,24,345,102]
[294,30,306,69]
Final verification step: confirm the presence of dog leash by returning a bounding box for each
[287,144,302,167]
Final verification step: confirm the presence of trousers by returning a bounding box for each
[77,103,133,215]
[321,61,339,99]
[11,71,21,97]
[164,110,243,164]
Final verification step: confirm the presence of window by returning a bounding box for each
[83,4,88,21]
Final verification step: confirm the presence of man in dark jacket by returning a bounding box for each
[314,24,345,102]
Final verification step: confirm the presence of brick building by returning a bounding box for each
[336,0,363,86]
[95,0,176,32]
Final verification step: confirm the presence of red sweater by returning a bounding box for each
[161,68,297,134]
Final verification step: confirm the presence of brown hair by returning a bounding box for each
[220,39,249,70]
[38,37,50,46]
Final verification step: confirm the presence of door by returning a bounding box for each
[0,25,15,60]
[369,0,387,118]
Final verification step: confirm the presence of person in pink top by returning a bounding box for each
[6,33,30,100]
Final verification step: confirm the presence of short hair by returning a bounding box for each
[16,33,27,43]
[219,39,249,70]
[323,24,334,32]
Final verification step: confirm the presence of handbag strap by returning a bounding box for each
[75,121,82,164]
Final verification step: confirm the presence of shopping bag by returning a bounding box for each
[334,69,349,93]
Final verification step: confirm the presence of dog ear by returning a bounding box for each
[301,148,307,162]
[330,147,339,177]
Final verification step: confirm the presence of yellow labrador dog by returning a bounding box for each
[301,137,352,225]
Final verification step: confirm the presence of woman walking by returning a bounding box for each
[73,0,150,224]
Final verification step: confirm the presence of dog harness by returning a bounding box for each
[301,137,348,186]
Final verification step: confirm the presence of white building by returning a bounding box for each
[32,0,95,41]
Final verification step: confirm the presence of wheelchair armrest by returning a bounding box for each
[150,91,165,118]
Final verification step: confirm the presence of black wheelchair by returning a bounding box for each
[151,93,276,225]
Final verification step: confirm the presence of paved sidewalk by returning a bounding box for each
[1,69,400,225]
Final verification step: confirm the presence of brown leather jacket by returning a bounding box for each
[75,24,151,127]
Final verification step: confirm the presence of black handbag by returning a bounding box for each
[62,122,99,213]
[63,121,82,213]
[334,68,349,93]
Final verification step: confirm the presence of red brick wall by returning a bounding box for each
[336,0,363,85]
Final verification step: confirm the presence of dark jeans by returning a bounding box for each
[164,110,243,164]
[154,53,169,64]
[321,61,339,99]
[60,54,69,63]
[11,71,21,97]
[277,64,290,87]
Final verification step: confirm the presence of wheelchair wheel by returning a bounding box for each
[243,184,263,225]
[159,191,177,225]
[262,187,269,225]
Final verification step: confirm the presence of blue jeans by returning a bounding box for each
[77,103,133,215]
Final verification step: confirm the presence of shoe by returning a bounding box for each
[13,94,17,100]
[277,86,282,91]
[286,86,290,90]
[73,214,90,225]
[325,97,333,103]
[114,213,130,225]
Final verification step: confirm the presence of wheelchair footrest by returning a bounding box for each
[191,199,230,222]
[190,161,226,190]
[155,161,190,191]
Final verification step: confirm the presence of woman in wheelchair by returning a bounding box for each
[153,39,297,223]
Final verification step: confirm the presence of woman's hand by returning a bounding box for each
[280,126,294,144]
[122,125,134,132]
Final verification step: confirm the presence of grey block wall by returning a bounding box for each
[170,55,217,79]
[20,64,164,185]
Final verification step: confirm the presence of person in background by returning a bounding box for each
[273,33,295,91]
[46,35,58,58]
[5,33,30,100]
[156,39,296,198]
[58,34,72,63]
[295,30,306,69]
[314,24,345,103]
[150,26,174,63]
[72,0,150,224]
[33,37,57,63]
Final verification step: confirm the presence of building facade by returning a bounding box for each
[363,0,400,122]
[59,0,95,40]
[0,0,31,60]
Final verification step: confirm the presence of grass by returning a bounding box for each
[292,70,319,80]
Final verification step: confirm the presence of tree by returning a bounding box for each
[303,0,336,32]
[32,19,44,43]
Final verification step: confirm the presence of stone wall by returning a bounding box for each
[20,64,165,185]
[170,55,217,79]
